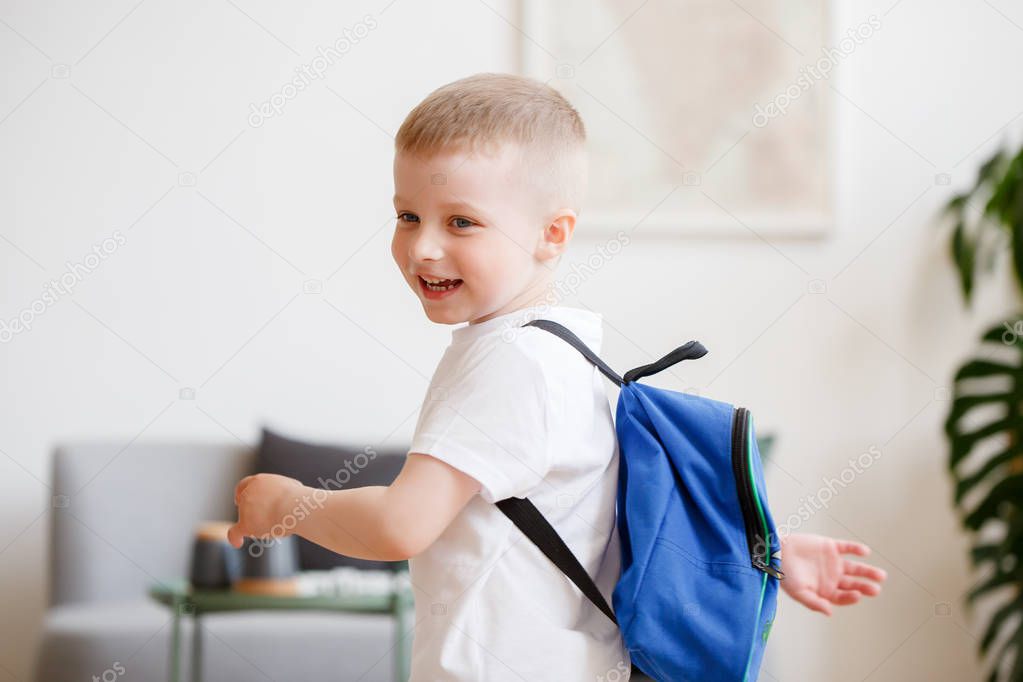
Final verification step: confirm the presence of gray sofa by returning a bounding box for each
[33,441,404,682]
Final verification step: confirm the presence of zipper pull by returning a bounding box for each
[752,556,785,580]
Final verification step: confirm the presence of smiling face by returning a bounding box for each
[391,141,575,326]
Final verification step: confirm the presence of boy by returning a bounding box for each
[228,72,887,681]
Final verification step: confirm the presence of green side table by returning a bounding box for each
[149,577,414,682]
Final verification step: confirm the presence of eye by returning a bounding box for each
[396,212,419,224]
[451,217,476,229]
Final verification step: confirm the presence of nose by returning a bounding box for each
[407,223,445,264]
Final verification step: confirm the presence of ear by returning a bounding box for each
[537,208,576,262]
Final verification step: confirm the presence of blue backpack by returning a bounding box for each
[496,319,785,682]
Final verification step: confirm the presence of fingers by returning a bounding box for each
[227,522,246,549]
[838,577,882,597]
[829,589,861,606]
[835,539,871,556]
[793,589,833,617]
[844,558,888,583]
[234,476,255,506]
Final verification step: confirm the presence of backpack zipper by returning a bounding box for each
[731,406,785,580]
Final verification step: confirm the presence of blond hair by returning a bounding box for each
[395,72,588,216]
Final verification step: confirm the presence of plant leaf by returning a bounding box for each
[963,474,1023,530]
[956,445,1015,504]
[980,594,1023,654]
[952,218,976,303]
[968,567,1016,600]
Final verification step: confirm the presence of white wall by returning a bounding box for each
[3,0,1021,679]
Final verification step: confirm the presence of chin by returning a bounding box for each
[421,304,467,326]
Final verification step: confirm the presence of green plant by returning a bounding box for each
[942,142,1023,681]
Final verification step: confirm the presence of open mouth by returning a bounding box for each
[418,276,463,299]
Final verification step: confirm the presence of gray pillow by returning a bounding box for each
[254,427,408,571]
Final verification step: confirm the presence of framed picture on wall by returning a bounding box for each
[517,0,838,238]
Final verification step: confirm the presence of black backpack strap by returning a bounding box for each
[521,319,706,385]
[496,496,618,626]
[521,319,624,386]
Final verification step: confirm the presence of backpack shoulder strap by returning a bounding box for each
[495,496,618,626]
[521,318,707,385]
[521,319,624,386]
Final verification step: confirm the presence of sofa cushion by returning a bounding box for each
[51,442,255,607]
[254,427,408,571]
[33,598,399,682]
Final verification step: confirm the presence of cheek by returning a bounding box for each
[466,242,530,286]
[390,230,405,266]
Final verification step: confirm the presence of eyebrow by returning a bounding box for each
[392,196,486,215]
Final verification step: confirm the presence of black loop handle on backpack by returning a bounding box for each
[622,340,707,383]
[520,319,706,385]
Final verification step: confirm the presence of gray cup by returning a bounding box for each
[240,535,300,579]
[189,536,242,589]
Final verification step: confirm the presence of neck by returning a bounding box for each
[468,271,558,325]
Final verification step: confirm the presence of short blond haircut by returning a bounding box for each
[395,72,588,216]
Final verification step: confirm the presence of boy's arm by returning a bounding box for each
[228,453,481,562]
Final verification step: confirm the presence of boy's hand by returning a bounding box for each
[227,473,309,549]
[778,532,888,616]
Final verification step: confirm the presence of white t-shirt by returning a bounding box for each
[406,304,630,682]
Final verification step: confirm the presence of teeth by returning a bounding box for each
[424,278,460,291]
[421,276,460,291]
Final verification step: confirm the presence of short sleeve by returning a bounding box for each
[409,342,552,504]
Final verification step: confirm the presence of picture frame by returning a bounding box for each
[517,0,836,239]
